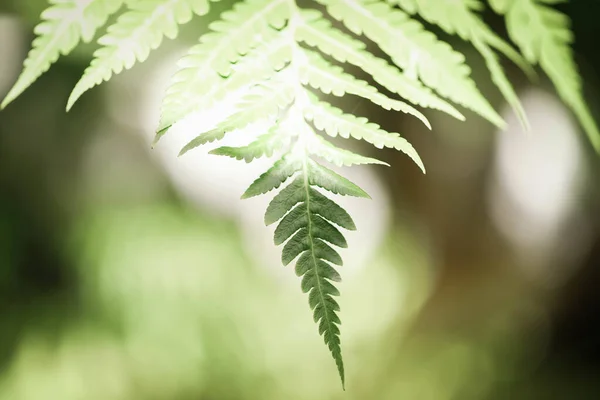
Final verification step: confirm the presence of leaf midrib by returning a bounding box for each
[302,159,338,371]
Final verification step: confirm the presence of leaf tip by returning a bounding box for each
[1,81,24,110]
[0,95,13,110]
[153,126,171,147]
[65,92,80,112]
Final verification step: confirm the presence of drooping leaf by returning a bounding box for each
[258,156,370,390]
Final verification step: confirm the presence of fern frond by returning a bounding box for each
[317,0,505,127]
[66,0,218,110]
[387,0,530,130]
[1,0,124,109]
[157,0,291,135]
[491,0,600,151]
[244,155,371,389]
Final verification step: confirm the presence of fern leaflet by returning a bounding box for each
[157,0,290,135]
[1,0,124,109]
[67,0,219,110]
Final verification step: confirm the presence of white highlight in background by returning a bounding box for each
[487,88,593,286]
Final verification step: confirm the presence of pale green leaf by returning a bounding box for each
[209,125,291,163]
[306,159,371,198]
[305,97,426,173]
[177,83,295,155]
[387,0,531,129]
[241,154,302,199]
[1,0,124,109]
[318,0,505,127]
[295,11,466,121]
[306,132,389,167]
[298,48,431,129]
[67,0,217,110]
[157,0,292,134]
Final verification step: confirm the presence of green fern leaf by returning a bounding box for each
[472,36,529,130]
[264,177,356,230]
[241,154,303,199]
[306,158,371,198]
[156,36,292,144]
[317,0,505,127]
[387,0,534,77]
[491,0,600,151]
[66,0,218,110]
[260,156,372,390]
[1,0,124,109]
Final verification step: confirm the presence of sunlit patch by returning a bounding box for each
[103,46,270,217]
[487,88,593,285]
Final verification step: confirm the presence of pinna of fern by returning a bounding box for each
[1,0,599,389]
